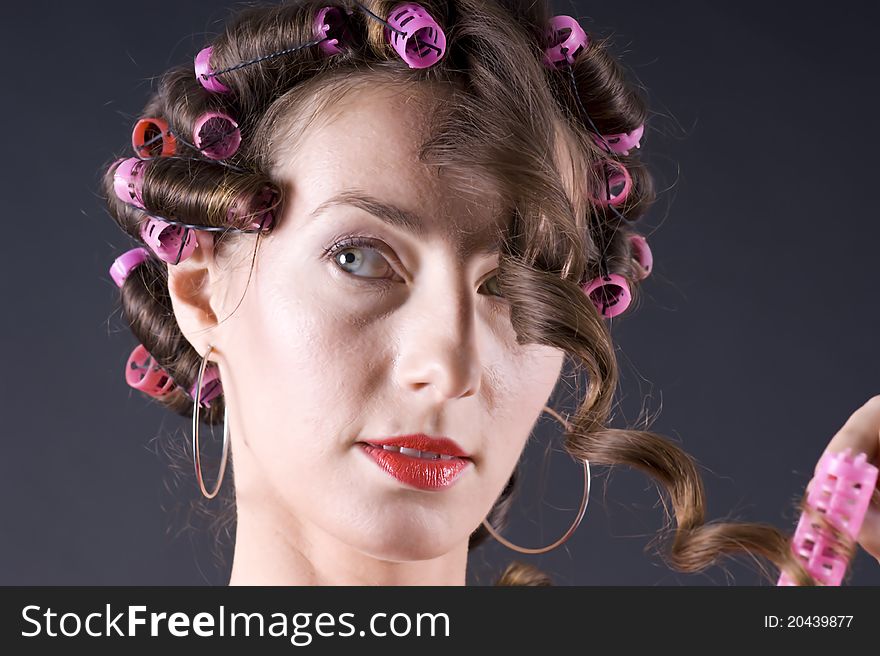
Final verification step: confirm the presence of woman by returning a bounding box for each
[103,0,879,585]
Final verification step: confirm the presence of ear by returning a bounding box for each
[166,230,223,358]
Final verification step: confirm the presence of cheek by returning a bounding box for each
[477,346,565,481]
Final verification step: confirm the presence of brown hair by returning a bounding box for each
[102,0,820,586]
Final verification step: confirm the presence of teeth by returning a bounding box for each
[382,445,457,461]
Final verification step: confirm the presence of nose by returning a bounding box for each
[396,274,483,403]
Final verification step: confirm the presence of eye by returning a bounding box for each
[325,235,507,302]
[325,237,402,281]
[479,274,504,299]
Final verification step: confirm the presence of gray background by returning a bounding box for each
[2,0,878,585]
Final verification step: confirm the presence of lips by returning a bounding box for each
[361,434,471,459]
[357,434,473,491]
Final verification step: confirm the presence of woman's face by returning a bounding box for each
[176,81,565,563]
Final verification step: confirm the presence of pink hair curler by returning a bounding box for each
[140,217,198,265]
[132,117,177,158]
[778,447,878,586]
[593,124,645,155]
[543,15,589,69]
[582,273,632,318]
[109,246,150,288]
[629,234,653,280]
[384,2,446,69]
[190,363,223,409]
[593,160,632,207]
[195,46,231,94]
[192,111,241,160]
[112,157,149,209]
[314,6,354,55]
[227,185,278,231]
[125,343,177,399]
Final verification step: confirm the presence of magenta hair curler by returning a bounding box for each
[582,273,632,318]
[109,247,150,288]
[112,157,149,209]
[195,46,231,94]
[543,15,589,69]
[125,343,177,399]
[778,447,879,586]
[384,2,447,69]
[593,160,632,207]
[593,124,645,155]
[140,217,198,265]
[190,363,223,409]
[314,6,354,55]
[192,111,241,160]
[629,234,653,280]
[132,117,177,158]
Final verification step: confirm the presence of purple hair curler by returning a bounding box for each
[112,157,149,209]
[778,448,879,586]
[132,117,177,158]
[140,217,198,265]
[543,15,589,69]
[629,234,653,280]
[593,124,645,155]
[195,46,231,94]
[109,246,150,288]
[125,343,177,399]
[314,6,354,55]
[190,363,223,409]
[582,273,632,318]
[192,111,241,160]
[593,160,632,207]
[384,2,446,69]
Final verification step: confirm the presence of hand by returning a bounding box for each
[817,395,880,564]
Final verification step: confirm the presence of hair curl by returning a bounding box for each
[102,0,819,586]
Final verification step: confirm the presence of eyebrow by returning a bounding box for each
[309,189,501,256]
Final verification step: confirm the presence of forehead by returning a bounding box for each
[272,80,508,250]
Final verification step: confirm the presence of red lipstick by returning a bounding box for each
[358,434,473,491]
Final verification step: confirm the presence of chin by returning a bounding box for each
[342,514,463,563]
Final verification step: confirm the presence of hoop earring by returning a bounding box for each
[192,344,230,499]
[480,405,591,555]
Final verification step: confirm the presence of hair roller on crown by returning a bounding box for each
[132,117,177,158]
[190,363,223,409]
[314,5,355,55]
[194,6,357,95]
[140,217,198,265]
[125,343,178,399]
[192,111,241,160]
[582,273,632,319]
[109,247,150,288]
[195,46,231,94]
[629,234,653,280]
[383,2,447,69]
